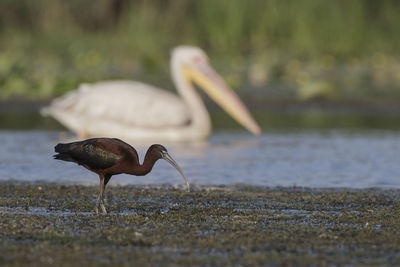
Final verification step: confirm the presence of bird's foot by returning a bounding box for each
[95,195,107,215]
[100,203,107,215]
[100,196,107,214]
[95,195,101,215]
[94,203,107,214]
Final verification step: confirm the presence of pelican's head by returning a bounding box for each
[171,46,261,136]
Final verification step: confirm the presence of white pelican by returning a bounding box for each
[42,46,261,142]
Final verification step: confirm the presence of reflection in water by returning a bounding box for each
[1,130,400,188]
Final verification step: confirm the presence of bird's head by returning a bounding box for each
[149,144,169,159]
[149,144,190,192]
[171,46,261,136]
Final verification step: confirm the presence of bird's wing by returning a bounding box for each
[47,80,190,128]
[67,139,124,170]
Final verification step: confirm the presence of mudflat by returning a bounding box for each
[1,183,399,266]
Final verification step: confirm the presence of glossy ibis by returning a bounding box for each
[53,138,190,214]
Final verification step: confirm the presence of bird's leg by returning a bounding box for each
[99,177,107,215]
[102,175,111,206]
[95,195,101,214]
[95,175,108,215]
[95,179,102,214]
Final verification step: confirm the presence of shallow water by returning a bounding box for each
[1,130,400,188]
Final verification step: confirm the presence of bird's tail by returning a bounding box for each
[54,143,75,162]
[55,143,71,153]
[53,153,75,162]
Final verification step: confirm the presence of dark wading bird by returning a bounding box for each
[53,138,190,214]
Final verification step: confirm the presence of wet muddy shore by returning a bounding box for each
[1,182,399,266]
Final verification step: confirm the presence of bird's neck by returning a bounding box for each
[171,58,211,135]
[129,151,159,176]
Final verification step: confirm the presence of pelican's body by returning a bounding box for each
[42,46,261,142]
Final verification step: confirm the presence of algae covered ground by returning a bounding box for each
[1,183,400,266]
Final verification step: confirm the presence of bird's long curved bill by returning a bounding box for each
[162,153,190,192]
[183,63,261,136]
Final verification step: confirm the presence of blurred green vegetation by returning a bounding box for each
[1,0,400,101]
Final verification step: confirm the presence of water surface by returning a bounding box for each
[1,130,399,188]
